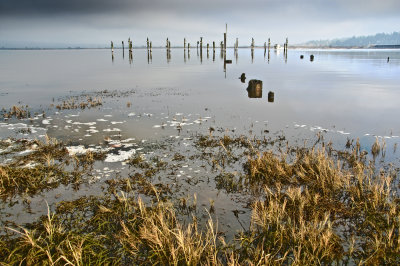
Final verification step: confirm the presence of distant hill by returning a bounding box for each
[303,32,400,47]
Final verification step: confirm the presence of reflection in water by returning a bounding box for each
[268,91,274,102]
[111,52,114,63]
[247,79,263,98]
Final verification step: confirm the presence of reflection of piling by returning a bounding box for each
[268,91,274,102]
[197,41,199,50]
[207,43,209,59]
[188,43,190,51]
[122,41,125,59]
[184,48,186,63]
[150,42,152,51]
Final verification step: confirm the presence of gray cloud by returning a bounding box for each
[1,0,399,47]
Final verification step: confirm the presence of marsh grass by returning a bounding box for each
[1,134,400,264]
[0,136,102,200]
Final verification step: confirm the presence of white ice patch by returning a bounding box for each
[121,138,135,142]
[128,113,136,117]
[19,150,34,155]
[72,122,96,126]
[97,119,108,122]
[103,128,121,132]
[104,149,136,163]
[111,121,125,125]
[66,145,87,155]
[42,120,51,125]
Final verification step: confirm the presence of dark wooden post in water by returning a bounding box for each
[184,38,186,49]
[213,41,215,53]
[166,38,169,49]
[268,38,271,51]
[146,38,149,50]
[200,37,203,51]
[122,41,124,50]
[251,38,254,50]
[111,41,114,52]
[197,41,199,50]
[188,43,190,51]
[224,33,227,53]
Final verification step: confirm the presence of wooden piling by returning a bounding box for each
[111,41,114,52]
[200,37,203,51]
[224,33,226,52]
[122,41,124,50]
[146,38,149,50]
[184,38,186,49]
[268,38,271,51]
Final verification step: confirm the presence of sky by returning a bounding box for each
[0,0,399,48]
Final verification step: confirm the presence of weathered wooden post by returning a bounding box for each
[169,41,171,49]
[184,38,186,49]
[264,42,266,53]
[251,38,254,50]
[188,43,190,51]
[197,41,199,50]
[146,38,149,50]
[166,38,169,49]
[268,38,271,51]
[207,43,209,52]
[224,33,227,52]
[122,41,124,50]
[150,42,152,51]
[247,80,263,98]
[111,41,114,52]
[268,91,274,102]
[200,37,203,51]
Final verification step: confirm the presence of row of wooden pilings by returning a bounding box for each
[111,37,288,53]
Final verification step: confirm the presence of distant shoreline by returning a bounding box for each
[1,45,399,51]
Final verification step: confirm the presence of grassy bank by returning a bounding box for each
[1,134,399,264]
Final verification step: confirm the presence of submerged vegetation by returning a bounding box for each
[1,131,399,264]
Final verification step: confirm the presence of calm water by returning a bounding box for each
[1,48,399,139]
[1,48,400,232]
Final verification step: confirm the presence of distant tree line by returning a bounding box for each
[304,31,400,47]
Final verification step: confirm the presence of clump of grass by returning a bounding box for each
[2,105,30,119]
[56,97,102,110]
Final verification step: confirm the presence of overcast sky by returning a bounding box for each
[0,0,399,48]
